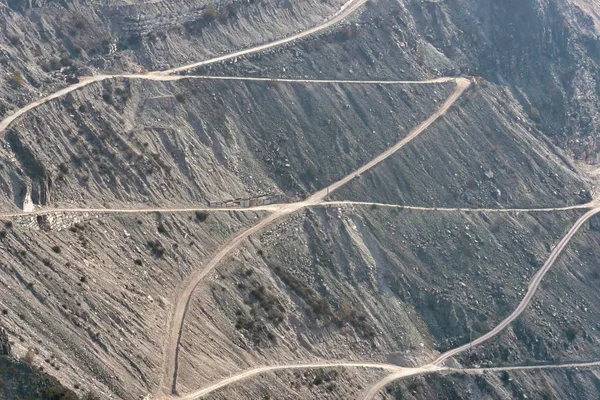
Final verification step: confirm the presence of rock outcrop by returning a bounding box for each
[0,327,10,356]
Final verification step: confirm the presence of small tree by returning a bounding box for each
[203,4,217,21]
[11,71,25,87]
[195,211,208,222]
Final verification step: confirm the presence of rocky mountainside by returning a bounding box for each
[0,326,81,399]
[1,0,600,399]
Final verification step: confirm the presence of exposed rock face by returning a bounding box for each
[0,356,79,400]
[0,327,10,356]
[1,0,600,398]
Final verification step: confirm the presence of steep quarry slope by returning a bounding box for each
[209,0,600,161]
[405,0,600,161]
[174,206,583,393]
[385,368,600,400]
[0,355,80,400]
[167,2,600,398]
[0,0,347,108]
[0,210,267,398]
[201,367,388,399]
[0,79,452,210]
[456,215,600,368]
[333,83,590,208]
[1,0,600,398]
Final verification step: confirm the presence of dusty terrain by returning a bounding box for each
[1,0,600,399]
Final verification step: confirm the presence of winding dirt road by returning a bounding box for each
[0,74,453,135]
[167,359,600,399]
[173,361,412,400]
[307,79,471,203]
[2,198,591,220]
[158,78,470,396]
[3,0,594,395]
[324,200,595,213]
[162,0,370,75]
[458,360,600,374]
[431,206,600,366]
[361,206,600,399]
[0,0,372,135]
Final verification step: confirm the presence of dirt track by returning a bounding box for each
[0,75,451,135]
[360,206,600,399]
[171,359,600,399]
[431,206,600,366]
[3,0,591,395]
[173,361,409,400]
[3,198,591,220]
[158,78,470,396]
[0,0,371,135]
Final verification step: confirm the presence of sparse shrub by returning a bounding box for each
[334,24,361,42]
[147,240,165,258]
[11,71,25,87]
[203,4,217,21]
[51,245,61,253]
[157,223,167,234]
[529,106,541,123]
[195,211,208,222]
[49,58,61,70]
[566,323,580,341]
[125,34,142,48]
[60,56,73,67]
[175,93,187,103]
[80,276,87,283]
[102,92,114,105]
[305,164,318,182]
[272,265,375,339]
[58,163,69,175]
[114,87,131,102]
[22,347,35,364]
[134,259,143,266]
[218,5,230,21]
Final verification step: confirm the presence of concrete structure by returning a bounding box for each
[207,194,287,208]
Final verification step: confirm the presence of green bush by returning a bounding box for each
[11,71,25,87]
[203,4,217,21]
[195,211,208,222]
